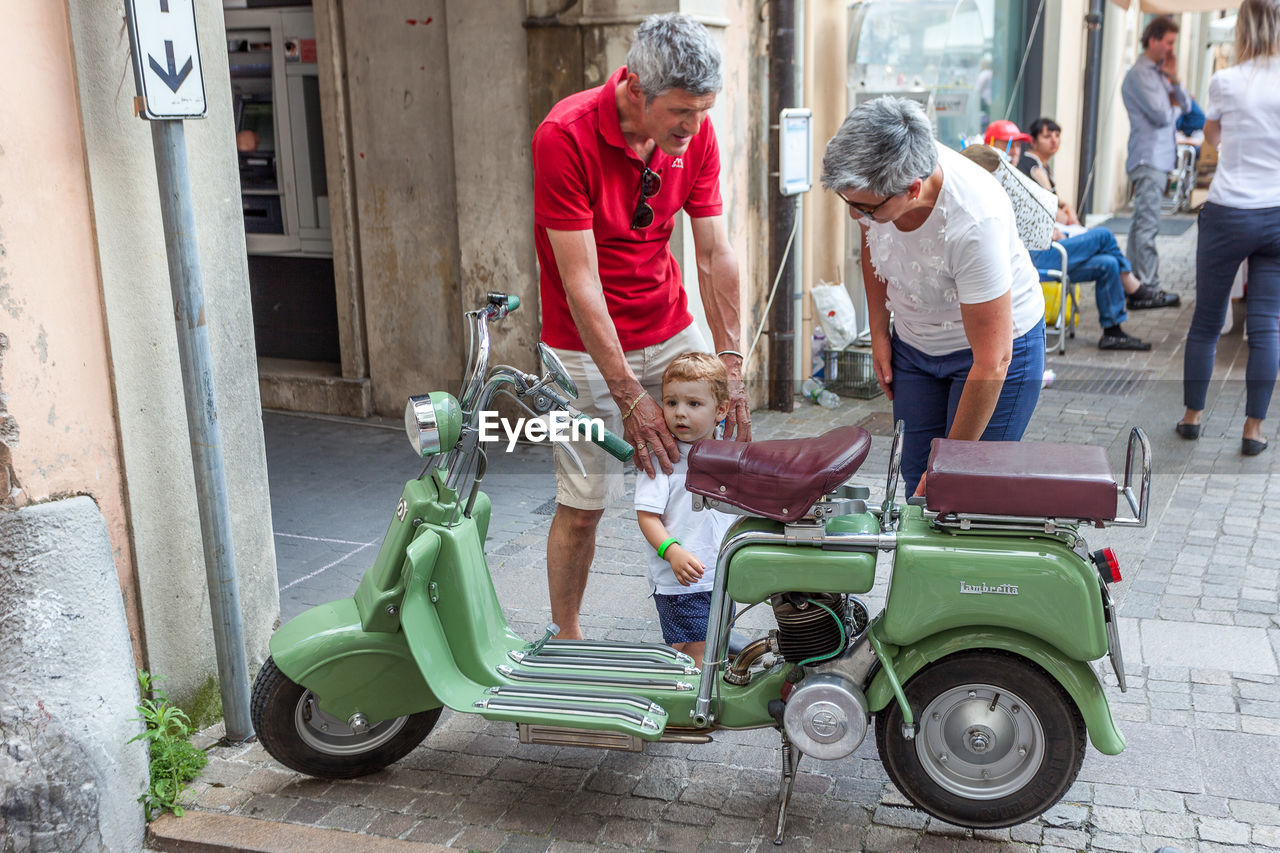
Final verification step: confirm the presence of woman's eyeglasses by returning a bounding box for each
[631,167,662,230]
[839,191,896,221]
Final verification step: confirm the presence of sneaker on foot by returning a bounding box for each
[1127,285,1180,310]
[1098,331,1152,351]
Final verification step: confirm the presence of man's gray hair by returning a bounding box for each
[626,13,723,100]
[821,96,938,195]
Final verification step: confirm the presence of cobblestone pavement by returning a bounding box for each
[187,218,1280,851]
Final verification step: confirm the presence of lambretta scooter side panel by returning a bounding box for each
[269,597,443,722]
[726,515,879,605]
[880,507,1108,662]
[865,624,1125,755]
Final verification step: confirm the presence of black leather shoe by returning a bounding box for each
[1175,422,1201,440]
[1243,438,1269,456]
[1099,331,1152,351]
[1128,286,1181,310]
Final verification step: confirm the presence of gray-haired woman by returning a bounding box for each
[822,96,1046,496]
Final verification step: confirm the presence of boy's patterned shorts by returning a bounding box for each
[652,591,734,645]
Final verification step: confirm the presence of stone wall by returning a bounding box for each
[0,498,148,852]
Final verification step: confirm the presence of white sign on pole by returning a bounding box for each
[124,0,207,119]
[779,108,813,196]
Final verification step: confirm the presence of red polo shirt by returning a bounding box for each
[533,66,724,352]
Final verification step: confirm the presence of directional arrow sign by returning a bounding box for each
[125,0,207,119]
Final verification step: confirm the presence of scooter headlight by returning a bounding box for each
[404,392,462,457]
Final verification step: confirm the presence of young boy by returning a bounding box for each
[634,352,736,667]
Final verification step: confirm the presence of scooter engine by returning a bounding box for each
[782,673,869,760]
[770,592,847,662]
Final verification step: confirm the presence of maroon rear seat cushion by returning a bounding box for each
[925,438,1117,523]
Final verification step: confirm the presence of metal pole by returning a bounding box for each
[767,0,797,411]
[1077,0,1106,216]
[150,119,253,741]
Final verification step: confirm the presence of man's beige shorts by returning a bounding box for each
[551,323,709,511]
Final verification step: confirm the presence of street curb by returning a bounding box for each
[147,811,451,853]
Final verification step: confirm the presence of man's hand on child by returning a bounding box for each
[666,547,705,585]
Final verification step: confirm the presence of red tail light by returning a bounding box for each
[1091,548,1122,583]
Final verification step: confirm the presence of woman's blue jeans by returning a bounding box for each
[1029,227,1130,329]
[892,321,1045,496]
[1183,202,1280,419]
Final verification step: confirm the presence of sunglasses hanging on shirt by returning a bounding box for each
[631,167,662,230]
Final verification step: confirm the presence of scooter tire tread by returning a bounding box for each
[251,656,442,779]
[874,649,1087,829]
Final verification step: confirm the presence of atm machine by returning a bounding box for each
[843,0,986,340]
[226,7,336,364]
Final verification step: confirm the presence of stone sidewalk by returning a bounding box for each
[167,219,1280,853]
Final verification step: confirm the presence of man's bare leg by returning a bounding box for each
[547,504,604,640]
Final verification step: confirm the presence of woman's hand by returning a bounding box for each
[913,471,927,498]
[871,332,894,401]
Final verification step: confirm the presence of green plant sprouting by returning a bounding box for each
[130,670,209,820]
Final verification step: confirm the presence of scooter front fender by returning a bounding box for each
[865,626,1125,756]
[269,595,442,722]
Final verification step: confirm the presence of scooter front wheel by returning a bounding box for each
[875,650,1086,828]
[251,657,441,778]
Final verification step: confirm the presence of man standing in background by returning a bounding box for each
[1120,15,1189,310]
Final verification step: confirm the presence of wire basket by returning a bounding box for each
[822,346,882,399]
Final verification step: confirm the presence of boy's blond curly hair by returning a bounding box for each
[662,352,729,406]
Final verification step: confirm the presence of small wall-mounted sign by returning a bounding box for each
[779,108,812,197]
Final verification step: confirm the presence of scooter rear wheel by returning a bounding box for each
[251,657,441,778]
[875,650,1086,828]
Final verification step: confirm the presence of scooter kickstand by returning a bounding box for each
[773,733,802,845]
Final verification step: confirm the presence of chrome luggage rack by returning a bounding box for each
[924,428,1152,536]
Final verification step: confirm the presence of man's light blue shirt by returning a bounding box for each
[1121,54,1190,174]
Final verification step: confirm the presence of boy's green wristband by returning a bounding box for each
[657,537,680,559]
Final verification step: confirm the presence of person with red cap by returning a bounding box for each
[983,119,1031,163]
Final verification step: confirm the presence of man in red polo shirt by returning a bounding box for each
[533,13,749,640]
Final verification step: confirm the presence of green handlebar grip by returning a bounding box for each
[506,294,520,312]
[574,414,633,461]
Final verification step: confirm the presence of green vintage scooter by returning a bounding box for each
[251,293,1150,839]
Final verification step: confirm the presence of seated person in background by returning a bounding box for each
[1019,117,1181,314]
[962,138,1173,351]
[1017,118,1084,231]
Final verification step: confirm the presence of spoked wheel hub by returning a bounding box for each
[916,683,1044,800]
[294,691,409,756]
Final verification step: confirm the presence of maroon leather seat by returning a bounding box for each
[686,426,872,522]
[925,438,1118,525]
